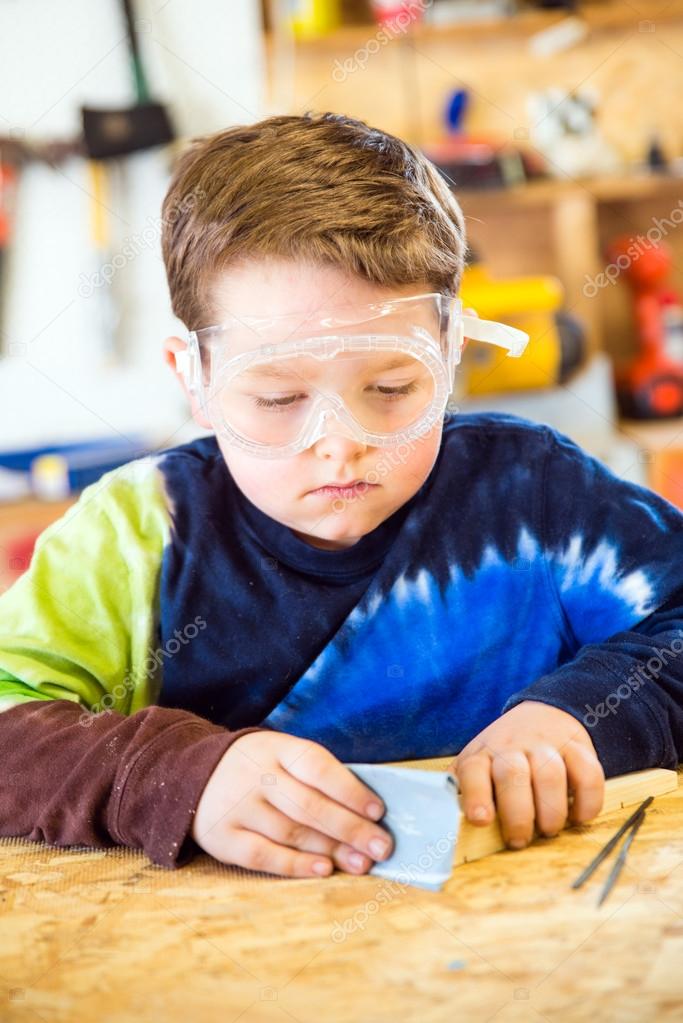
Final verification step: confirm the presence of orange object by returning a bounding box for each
[608,235,683,419]
[650,449,683,510]
[0,161,17,248]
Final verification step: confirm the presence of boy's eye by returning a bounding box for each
[250,379,419,411]
[373,381,419,398]
[253,393,305,409]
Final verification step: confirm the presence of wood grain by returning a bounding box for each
[1,761,682,1021]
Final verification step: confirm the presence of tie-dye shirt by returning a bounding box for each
[1,411,683,865]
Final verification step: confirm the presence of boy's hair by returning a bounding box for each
[161,111,467,331]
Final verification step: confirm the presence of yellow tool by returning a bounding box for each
[459,262,567,395]
[286,0,341,37]
[85,159,120,365]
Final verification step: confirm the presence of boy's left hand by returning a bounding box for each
[449,700,605,849]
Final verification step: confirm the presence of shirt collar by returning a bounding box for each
[233,482,417,580]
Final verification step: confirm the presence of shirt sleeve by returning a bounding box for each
[0,460,267,867]
[0,459,169,715]
[0,698,267,867]
[501,426,683,778]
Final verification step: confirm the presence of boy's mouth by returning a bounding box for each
[308,479,379,497]
[323,478,364,487]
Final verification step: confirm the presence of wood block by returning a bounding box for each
[383,756,680,867]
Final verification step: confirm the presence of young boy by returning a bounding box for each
[1,112,683,882]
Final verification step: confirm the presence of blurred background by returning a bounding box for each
[2,0,683,588]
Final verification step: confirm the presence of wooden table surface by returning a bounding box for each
[1,760,683,1023]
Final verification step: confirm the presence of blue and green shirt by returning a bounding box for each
[2,411,683,778]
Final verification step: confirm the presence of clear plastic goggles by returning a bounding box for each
[175,293,528,459]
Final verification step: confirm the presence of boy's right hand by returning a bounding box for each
[191,730,394,879]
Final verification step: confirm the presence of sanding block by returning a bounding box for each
[345,764,461,891]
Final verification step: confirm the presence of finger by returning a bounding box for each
[564,742,605,824]
[240,800,374,875]
[491,750,535,848]
[453,752,496,824]
[264,773,394,862]
[279,739,386,821]
[228,828,335,879]
[527,745,568,837]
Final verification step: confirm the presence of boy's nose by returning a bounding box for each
[309,406,368,458]
[312,431,368,462]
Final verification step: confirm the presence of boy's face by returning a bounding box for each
[164,259,445,551]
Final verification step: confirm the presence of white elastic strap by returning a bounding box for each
[460,315,529,357]
[174,350,190,375]
[174,347,201,397]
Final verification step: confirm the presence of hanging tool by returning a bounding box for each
[79,0,175,365]
[80,0,174,160]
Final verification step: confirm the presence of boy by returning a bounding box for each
[1,112,683,881]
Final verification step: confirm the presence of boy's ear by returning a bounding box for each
[162,336,212,430]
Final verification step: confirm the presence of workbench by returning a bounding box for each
[1,760,682,1022]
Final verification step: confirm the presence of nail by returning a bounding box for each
[366,801,384,820]
[348,851,365,868]
[369,838,389,858]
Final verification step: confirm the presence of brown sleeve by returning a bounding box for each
[0,699,268,868]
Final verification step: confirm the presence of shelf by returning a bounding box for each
[264,0,683,49]
[456,171,683,207]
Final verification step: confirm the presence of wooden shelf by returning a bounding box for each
[457,170,683,207]
[264,0,683,48]
[262,1,683,376]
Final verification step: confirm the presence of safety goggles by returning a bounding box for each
[174,293,528,458]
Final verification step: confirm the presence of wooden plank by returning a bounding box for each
[384,756,680,866]
[1,759,682,1020]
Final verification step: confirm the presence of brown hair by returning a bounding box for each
[160,111,467,330]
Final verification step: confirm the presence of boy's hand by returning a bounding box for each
[449,701,605,849]
[191,731,394,878]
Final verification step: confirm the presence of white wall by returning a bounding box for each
[0,0,265,450]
